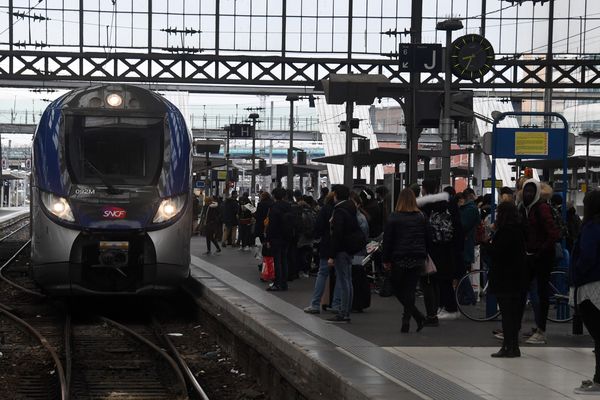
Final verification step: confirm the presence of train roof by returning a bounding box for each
[50,84,170,113]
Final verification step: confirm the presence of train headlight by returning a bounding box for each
[40,192,75,222]
[106,93,123,107]
[153,194,186,223]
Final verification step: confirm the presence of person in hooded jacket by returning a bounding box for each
[203,196,222,255]
[571,190,600,395]
[487,201,527,358]
[417,180,464,325]
[383,188,428,333]
[254,191,274,245]
[518,179,560,344]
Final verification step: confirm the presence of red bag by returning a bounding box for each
[260,256,275,282]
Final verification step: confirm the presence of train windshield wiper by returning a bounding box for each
[84,160,123,194]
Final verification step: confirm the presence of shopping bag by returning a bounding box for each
[422,254,437,276]
[260,256,275,282]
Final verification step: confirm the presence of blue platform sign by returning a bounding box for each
[493,128,567,159]
[194,180,205,189]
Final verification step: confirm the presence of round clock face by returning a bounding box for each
[450,34,495,80]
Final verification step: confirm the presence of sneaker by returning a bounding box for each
[299,271,309,279]
[215,248,221,254]
[494,332,504,341]
[326,315,351,323]
[303,307,320,314]
[203,251,211,255]
[266,284,281,292]
[437,310,460,320]
[574,380,600,394]
[525,330,546,344]
[522,327,537,338]
[423,316,439,327]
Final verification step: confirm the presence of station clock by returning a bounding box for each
[450,34,495,80]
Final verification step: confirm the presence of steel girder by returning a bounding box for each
[0,50,599,90]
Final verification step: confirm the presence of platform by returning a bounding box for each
[188,237,596,400]
[0,207,29,228]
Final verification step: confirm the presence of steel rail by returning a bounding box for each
[0,239,45,298]
[152,316,210,400]
[99,316,190,400]
[0,301,68,400]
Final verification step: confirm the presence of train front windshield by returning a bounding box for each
[65,116,164,187]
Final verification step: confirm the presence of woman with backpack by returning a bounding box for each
[571,190,600,394]
[383,188,428,333]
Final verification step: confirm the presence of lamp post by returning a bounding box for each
[582,130,600,191]
[286,95,299,189]
[248,113,261,197]
[436,18,463,188]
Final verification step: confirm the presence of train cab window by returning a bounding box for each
[65,115,163,186]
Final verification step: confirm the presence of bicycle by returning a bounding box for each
[455,268,574,322]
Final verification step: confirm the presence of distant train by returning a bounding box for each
[30,84,193,294]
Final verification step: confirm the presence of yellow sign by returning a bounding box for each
[482,179,503,189]
[515,132,548,156]
[217,170,227,180]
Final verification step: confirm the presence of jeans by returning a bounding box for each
[439,278,458,312]
[334,252,353,318]
[420,275,440,318]
[525,253,553,332]
[223,225,237,245]
[310,258,341,310]
[272,243,289,290]
[239,223,252,247]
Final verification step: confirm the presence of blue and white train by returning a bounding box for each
[31,84,193,295]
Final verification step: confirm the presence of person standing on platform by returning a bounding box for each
[327,184,365,323]
[572,190,600,394]
[265,187,292,292]
[238,191,253,250]
[317,186,329,208]
[457,188,480,306]
[417,180,463,325]
[222,190,240,247]
[382,188,428,333]
[203,196,222,255]
[518,179,560,344]
[254,191,273,245]
[487,201,527,358]
[304,192,339,314]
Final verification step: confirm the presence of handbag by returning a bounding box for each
[260,256,275,282]
[422,254,437,276]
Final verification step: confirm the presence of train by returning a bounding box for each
[30,84,193,295]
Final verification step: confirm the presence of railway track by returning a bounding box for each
[0,220,211,399]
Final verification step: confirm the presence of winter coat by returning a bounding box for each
[570,218,600,288]
[254,198,273,240]
[222,197,240,226]
[329,199,359,258]
[265,200,292,246]
[315,203,334,259]
[204,203,221,230]
[362,199,383,237]
[417,192,464,279]
[487,223,528,296]
[519,179,560,256]
[460,200,480,265]
[382,211,428,263]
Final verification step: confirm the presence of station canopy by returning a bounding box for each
[312,148,472,167]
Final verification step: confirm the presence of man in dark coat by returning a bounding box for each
[417,180,464,324]
[519,179,560,344]
[221,190,240,247]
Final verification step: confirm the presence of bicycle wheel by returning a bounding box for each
[456,269,501,322]
[547,270,574,323]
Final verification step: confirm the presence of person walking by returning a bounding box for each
[487,201,527,358]
[327,184,366,323]
[382,188,428,333]
[265,187,292,291]
[571,190,600,394]
[203,196,222,255]
[518,179,560,344]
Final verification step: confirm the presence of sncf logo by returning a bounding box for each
[102,206,127,219]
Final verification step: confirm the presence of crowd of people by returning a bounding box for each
[193,180,600,393]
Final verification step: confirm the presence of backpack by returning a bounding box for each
[300,207,317,239]
[549,206,569,241]
[429,209,454,244]
[334,208,367,255]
